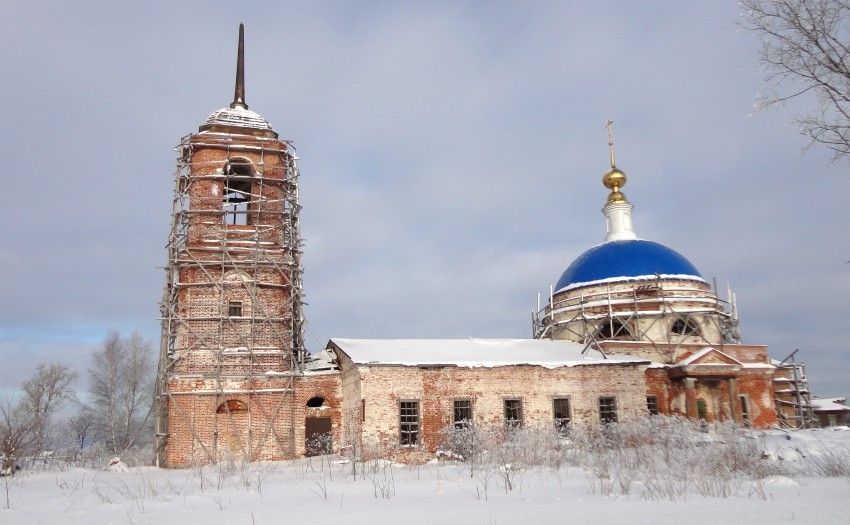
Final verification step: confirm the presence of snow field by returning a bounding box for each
[4,421,850,524]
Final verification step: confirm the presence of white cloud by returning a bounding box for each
[1,2,847,399]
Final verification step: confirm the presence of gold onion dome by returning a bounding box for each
[603,167,629,205]
[602,120,629,205]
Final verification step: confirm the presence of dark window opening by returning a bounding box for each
[453,399,472,429]
[599,396,618,424]
[306,396,325,408]
[504,399,523,430]
[647,395,659,415]
[216,399,248,414]
[739,396,750,425]
[553,398,571,435]
[597,319,632,340]
[697,398,709,420]
[225,158,254,176]
[400,400,420,446]
[223,158,254,226]
[697,398,710,431]
[671,318,700,336]
[228,300,243,317]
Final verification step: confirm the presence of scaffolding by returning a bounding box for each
[155,131,306,466]
[773,349,816,428]
[532,276,741,360]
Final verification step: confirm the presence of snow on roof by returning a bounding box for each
[201,106,275,132]
[811,397,850,412]
[329,338,649,369]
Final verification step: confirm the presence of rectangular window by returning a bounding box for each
[504,399,523,430]
[453,399,472,429]
[599,396,618,424]
[228,301,243,317]
[399,400,420,446]
[740,395,750,425]
[553,398,571,435]
[647,395,659,416]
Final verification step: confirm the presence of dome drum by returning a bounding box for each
[544,277,728,351]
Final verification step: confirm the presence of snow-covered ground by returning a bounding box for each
[4,427,850,524]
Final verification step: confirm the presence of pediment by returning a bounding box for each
[675,347,743,367]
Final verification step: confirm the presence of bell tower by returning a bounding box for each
[156,25,306,466]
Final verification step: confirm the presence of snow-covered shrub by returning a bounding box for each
[799,443,850,478]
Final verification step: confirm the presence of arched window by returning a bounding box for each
[216,399,249,414]
[306,396,325,408]
[596,318,632,340]
[671,318,700,337]
[223,158,254,225]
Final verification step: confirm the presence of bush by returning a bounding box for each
[437,416,794,500]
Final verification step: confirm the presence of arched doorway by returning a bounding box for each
[305,396,332,456]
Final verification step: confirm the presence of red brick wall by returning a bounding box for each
[165,372,343,466]
[162,131,304,466]
[736,371,778,428]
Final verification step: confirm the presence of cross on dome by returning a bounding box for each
[601,120,636,242]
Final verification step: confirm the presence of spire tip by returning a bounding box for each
[230,24,248,110]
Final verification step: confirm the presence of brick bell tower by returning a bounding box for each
[156,25,306,467]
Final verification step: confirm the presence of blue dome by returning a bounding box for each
[555,240,702,291]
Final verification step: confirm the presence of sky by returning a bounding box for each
[1,1,848,399]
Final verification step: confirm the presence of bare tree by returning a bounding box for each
[0,395,36,473]
[20,363,78,456]
[88,330,155,456]
[66,406,96,452]
[742,0,850,162]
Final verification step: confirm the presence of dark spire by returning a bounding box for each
[230,23,248,110]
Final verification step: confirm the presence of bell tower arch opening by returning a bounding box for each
[223,157,255,226]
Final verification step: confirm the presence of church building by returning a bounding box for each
[155,28,778,467]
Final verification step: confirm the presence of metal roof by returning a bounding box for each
[555,239,702,291]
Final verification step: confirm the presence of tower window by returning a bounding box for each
[453,399,472,429]
[223,158,254,225]
[227,301,243,317]
[216,399,248,414]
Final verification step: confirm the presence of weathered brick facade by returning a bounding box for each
[156,32,309,465]
[158,123,308,466]
[330,339,652,461]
